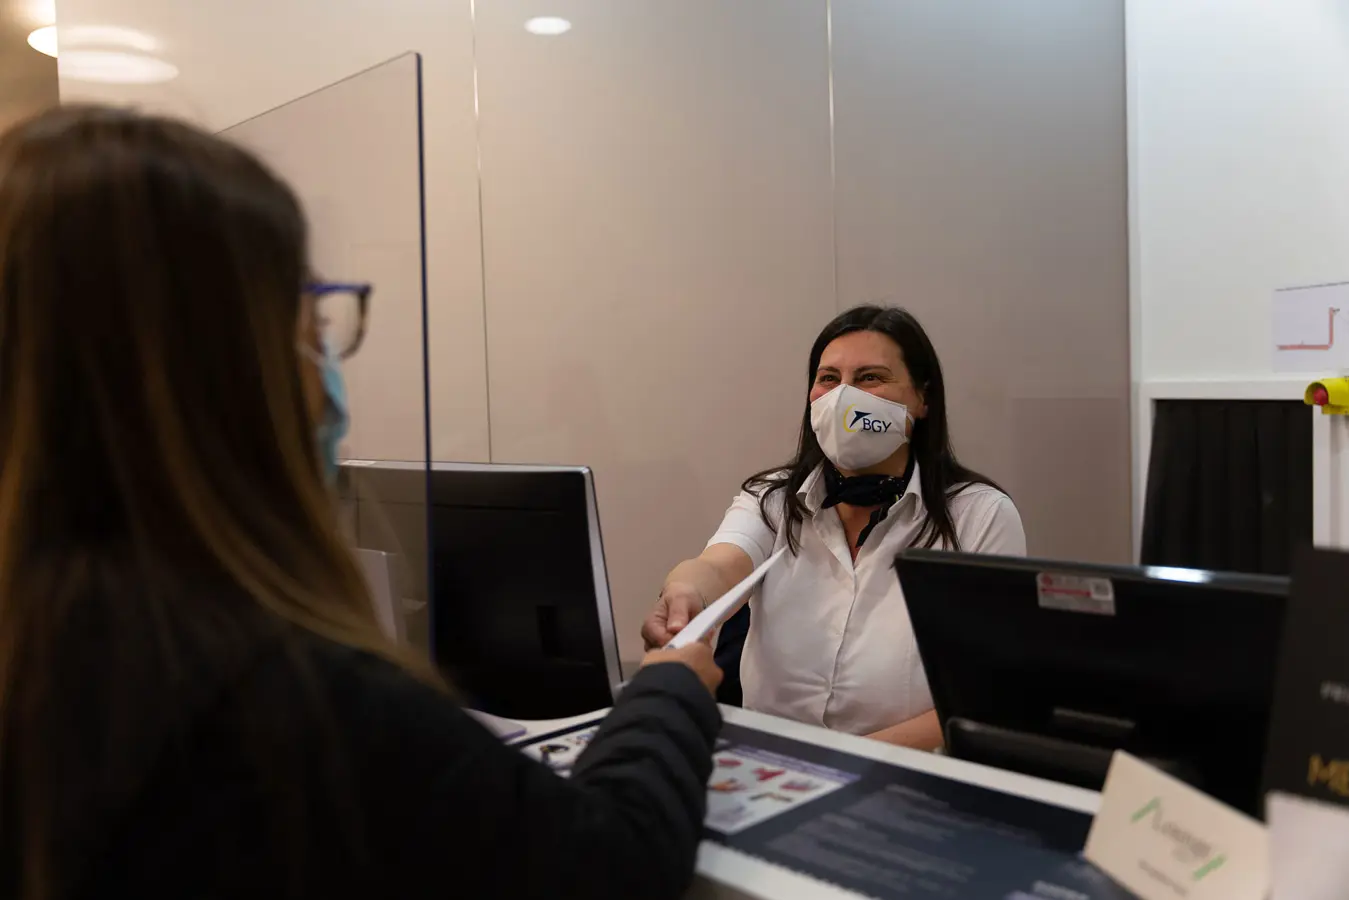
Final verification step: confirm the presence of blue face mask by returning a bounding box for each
[310,338,349,483]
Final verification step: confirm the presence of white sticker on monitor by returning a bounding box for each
[1037,572,1115,615]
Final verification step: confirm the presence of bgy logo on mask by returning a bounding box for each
[843,404,894,434]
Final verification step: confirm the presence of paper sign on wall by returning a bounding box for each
[1084,752,1268,900]
[1272,281,1349,372]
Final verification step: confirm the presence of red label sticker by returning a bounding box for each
[1036,572,1115,616]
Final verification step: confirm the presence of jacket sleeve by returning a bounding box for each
[343,655,720,900]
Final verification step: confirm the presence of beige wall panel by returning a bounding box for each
[832,0,1131,562]
[473,2,837,661]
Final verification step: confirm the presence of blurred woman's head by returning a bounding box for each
[747,305,1001,551]
[0,104,378,625]
[0,105,408,896]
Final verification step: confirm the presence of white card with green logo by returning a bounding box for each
[1084,751,1269,900]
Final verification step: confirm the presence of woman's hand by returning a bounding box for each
[641,642,723,696]
[640,582,706,650]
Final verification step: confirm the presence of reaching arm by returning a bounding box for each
[324,645,721,900]
[642,544,753,649]
[643,487,776,650]
[665,543,754,602]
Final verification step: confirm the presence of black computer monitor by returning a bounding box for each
[339,460,623,719]
[896,549,1288,817]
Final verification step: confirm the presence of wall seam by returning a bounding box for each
[469,0,494,461]
[825,0,839,311]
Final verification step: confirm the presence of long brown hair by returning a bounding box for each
[0,106,427,897]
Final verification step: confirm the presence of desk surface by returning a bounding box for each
[510,706,1102,900]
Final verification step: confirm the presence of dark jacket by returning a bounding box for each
[59,634,720,899]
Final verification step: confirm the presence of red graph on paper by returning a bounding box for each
[1277,307,1340,351]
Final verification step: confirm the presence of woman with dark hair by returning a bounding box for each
[0,106,720,900]
[642,306,1024,749]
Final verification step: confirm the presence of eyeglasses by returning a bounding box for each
[306,281,372,360]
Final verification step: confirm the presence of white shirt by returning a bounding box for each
[708,463,1025,735]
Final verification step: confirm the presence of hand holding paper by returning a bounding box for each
[640,642,723,695]
[665,549,787,650]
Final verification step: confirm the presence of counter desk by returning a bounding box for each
[508,706,1109,900]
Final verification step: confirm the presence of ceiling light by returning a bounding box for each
[59,51,179,85]
[26,24,161,60]
[524,16,571,36]
[64,25,159,53]
[27,25,57,57]
[19,0,56,29]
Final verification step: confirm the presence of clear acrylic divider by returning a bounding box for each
[223,53,433,655]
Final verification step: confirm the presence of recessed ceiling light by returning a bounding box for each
[26,24,161,60]
[64,25,159,53]
[524,16,571,36]
[27,25,57,57]
[19,0,55,29]
[59,50,178,85]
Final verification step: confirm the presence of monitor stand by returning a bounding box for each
[946,717,1194,793]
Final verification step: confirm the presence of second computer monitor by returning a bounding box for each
[896,549,1288,816]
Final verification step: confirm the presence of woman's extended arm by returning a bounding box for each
[641,544,753,649]
[314,642,723,900]
[643,487,774,650]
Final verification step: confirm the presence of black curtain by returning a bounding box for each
[1141,399,1312,576]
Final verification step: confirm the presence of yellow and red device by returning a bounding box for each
[1305,378,1349,415]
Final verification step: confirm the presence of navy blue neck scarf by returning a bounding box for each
[819,452,916,548]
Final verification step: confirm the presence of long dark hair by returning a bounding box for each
[0,106,431,898]
[745,305,1003,553]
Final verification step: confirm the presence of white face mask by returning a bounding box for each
[810,383,912,471]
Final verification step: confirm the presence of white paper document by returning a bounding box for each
[1272,281,1349,372]
[665,548,786,649]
